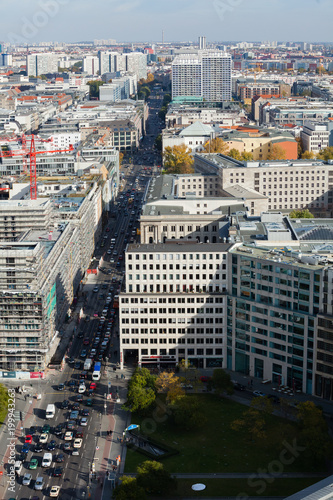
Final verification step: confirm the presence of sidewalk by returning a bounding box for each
[88,364,134,500]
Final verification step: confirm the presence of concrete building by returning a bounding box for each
[82,55,99,75]
[98,51,147,81]
[162,121,214,153]
[194,153,333,216]
[301,121,331,153]
[172,50,232,102]
[0,179,104,371]
[26,53,58,77]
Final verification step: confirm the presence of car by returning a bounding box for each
[68,379,76,388]
[102,283,108,289]
[107,249,112,255]
[69,410,79,420]
[90,382,97,391]
[253,390,265,397]
[14,460,22,475]
[22,472,32,485]
[67,357,75,365]
[39,433,48,444]
[50,485,61,497]
[82,407,90,416]
[73,438,83,449]
[83,338,90,345]
[80,350,87,358]
[47,440,57,451]
[90,348,97,357]
[53,466,63,477]
[71,401,80,411]
[62,442,71,452]
[234,383,246,391]
[199,375,212,383]
[75,394,83,403]
[80,417,88,426]
[34,443,43,453]
[93,286,99,293]
[78,383,86,394]
[116,262,121,267]
[113,250,118,256]
[110,257,115,263]
[55,453,64,463]
[22,444,31,455]
[66,420,76,430]
[57,383,65,391]
[54,424,63,436]
[74,361,82,370]
[97,354,103,361]
[29,457,38,469]
[42,424,51,434]
[77,331,84,339]
[61,400,69,409]
[107,269,112,275]
[25,434,33,444]
[35,476,44,490]
[64,431,73,441]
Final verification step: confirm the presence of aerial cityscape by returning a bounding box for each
[0,1,333,499]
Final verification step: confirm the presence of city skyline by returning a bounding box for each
[1,0,332,45]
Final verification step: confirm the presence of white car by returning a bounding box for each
[64,431,73,441]
[39,432,48,444]
[80,417,88,426]
[78,383,86,394]
[22,473,32,485]
[50,485,61,497]
[73,438,82,449]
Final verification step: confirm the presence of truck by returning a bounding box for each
[92,362,101,381]
[84,358,92,371]
[45,404,55,419]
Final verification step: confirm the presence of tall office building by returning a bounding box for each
[172,50,232,102]
[26,53,58,76]
[198,36,206,50]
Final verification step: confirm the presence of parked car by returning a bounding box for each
[55,453,64,463]
[50,485,61,497]
[253,390,265,397]
[22,473,32,485]
[34,476,44,490]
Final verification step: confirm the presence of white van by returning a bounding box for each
[14,460,22,475]
[42,453,52,467]
[46,403,55,419]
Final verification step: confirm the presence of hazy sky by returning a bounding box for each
[1,0,332,44]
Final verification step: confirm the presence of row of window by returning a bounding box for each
[127,285,226,293]
[121,307,224,314]
[128,253,227,260]
[121,329,224,335]
[121,296,225,304]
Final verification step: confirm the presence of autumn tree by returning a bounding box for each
[301,150,314,160]
[228,148,242,160]
[163,145,194,174]
[295,137,303,158]
[203,137,229,155]
[155,372,184,404]
[267,144,287,160]
[289,209,314,219]
[231,406,267,441]
[317,146,333,161]
[241,151,254,161]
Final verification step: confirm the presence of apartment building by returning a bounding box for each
[82,55,99,75]
[172,50,232,102]
[98,51,147,81]
[237,82,291,100]
[119,242,230,370]
[194,153,333,216]
[26,53,58,77]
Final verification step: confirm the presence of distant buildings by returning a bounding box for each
[172,50,232,102]
[98,51,147,81]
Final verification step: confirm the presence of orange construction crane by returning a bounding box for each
[0,135,73,200]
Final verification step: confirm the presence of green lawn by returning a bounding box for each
[169,477,326,498]
[0,384,9,426]
[125,394,327,475]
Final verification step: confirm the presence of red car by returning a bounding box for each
[83,338,90,345]
[90,383,97,391]
[25,434,33,444]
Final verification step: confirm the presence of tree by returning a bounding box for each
[241,151,254,161]
[113,476,146,500]
[137,461,177,495]
[154,134,162,151]
[317,146,333,161]
[155,372,184,404]
[296,401,333,463]
[267,144,287,160]
[203,137,229,155]
[171,395,206,431]
[289,209,314,219]
[211,369,234,396]
[295,137,303,158]
[163,145,194,174]
[87,80,104,99]
[146,73,154,83]
[119,152,124,166]
[228,148,242,160]
[301,150,314,160]
[231,401,268,441]
[122,367,157,414]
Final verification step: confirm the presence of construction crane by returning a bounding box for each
[0,135,73,200]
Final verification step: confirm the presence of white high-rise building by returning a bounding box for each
[98,51,147,81]
[172,50,232,102]
[123,52,147,80]
[0,53,13,66]
[26,53,58,76]
[83,55,100,75]
[198,36,206,50]
[98,51,122,75]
